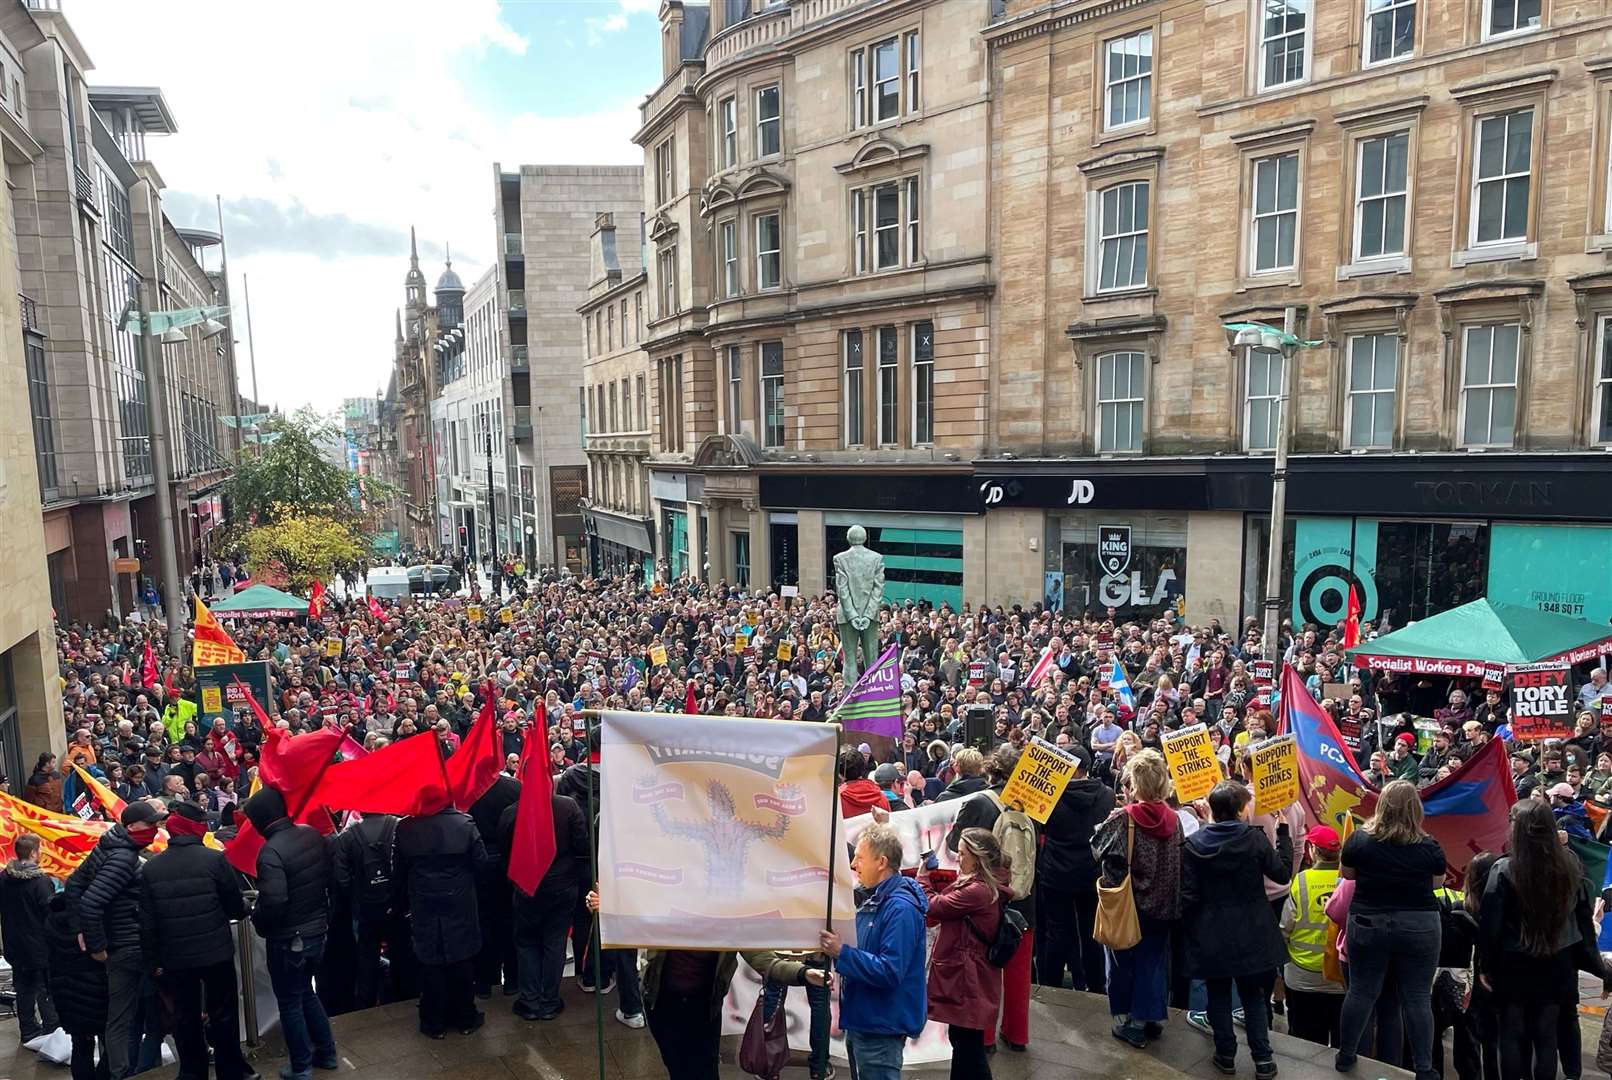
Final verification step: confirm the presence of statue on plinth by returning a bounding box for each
[833,525,885,682]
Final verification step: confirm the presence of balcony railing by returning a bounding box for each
[74,165,94,205]
[507,291,526,316]
[18,293,40,334]
[513,406,533,439]
[504,233,522,256]
[511,346,529,372]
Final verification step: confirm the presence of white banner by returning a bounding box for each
[598,711,857,950]
[840,790,990,873]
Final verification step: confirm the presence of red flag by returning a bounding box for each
[508,702,556,896]
[685,679,697,715]
[140,641,158,690]
[446,684,502,811]
[368,596,385,620]
[224,724,345,876]
[308,579,326,620]
[162,669,177,700]
[1342,584,1362,649]
[315,730,451,817]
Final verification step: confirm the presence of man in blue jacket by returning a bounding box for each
[820,822,927,1080]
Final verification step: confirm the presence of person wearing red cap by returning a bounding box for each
[1387,732,1421,784]
[1280,825,1345,1048]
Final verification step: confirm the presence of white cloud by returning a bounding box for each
[64,0,645,413]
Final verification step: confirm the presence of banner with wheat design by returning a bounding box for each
[598,710,858,950]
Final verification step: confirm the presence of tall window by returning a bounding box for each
[1096,351,1145,453]
[1258,1,1310,91]
[760,341,785,448]
[851,46,866,128]
[655,137,675,204]
[1345,334,1398,449]
[905,176,920,263]
[843,330,864,446]
[719,96,737,169]
[1096,181,1149,292]
[720,220,738,297]
[853,180,918,273]
[1471,108,1532,247]
[873,37,900,122]
[852,188,868,273]
[1461,323,1519,447]
[1484,0,1540,38]
[635,294,643,339]
[1244,352,1283,451]
[877,325,899,445]
[851,33,918,128]
[727,345,743,433]
[1364,0,1415,65]
[636,373,648,430]
[658,246,678,315]
[609,382,619,433]
[1103,29,1153,130]
[1251,151,1299,273]
[755,85,781,158]
[24,336,56,496]
[606,306,614,350]
[905,31,920,111]
[733,531,751,589]
[874,185,900,270]
[1355,131,1409,260]
[912,320,934,445]
[755,213,781,289]
[1596,317,1612,445]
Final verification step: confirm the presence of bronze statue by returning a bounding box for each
[833,525,885,682]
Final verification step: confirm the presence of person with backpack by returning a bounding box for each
[981,744,1037,1053]
[1180,780,1292,1078]
[1035,744,1114,994]
[920,826,1014,1080]
[333,813,401,1010]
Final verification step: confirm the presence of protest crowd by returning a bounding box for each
[8,549,1612,1080]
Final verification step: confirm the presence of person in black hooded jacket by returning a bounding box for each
[47,890,106,1080]
[1181,780,1293,1079]
[63,799,164,1080]
[1035,745,1115,993]
[138,799,254,1080]
[243,786,337,1080]
[396,803,490,1038]
[0,833,60,1040]
[469,772,521,997]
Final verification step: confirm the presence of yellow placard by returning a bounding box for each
[1250,734,1300,816]
[467,605,484,622]
[201,687,223,714]
[736,632,750,651]
[999,737,1079,824]
[192,640,245,668]
[650,644,668,667]
[1162,723,1220,804]
[500,608,514,625]
[324,638,342,658]
[776,640,793,662]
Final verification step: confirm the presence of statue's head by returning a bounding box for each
[846,525,867,547]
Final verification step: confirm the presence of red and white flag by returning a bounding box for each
[308,579,326,620]
[367,596,385,620]
[1024,642,1058,690]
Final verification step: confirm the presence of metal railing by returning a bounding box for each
[507,291,526,315]
[74,165,94,205]
[513,405,533,437]
[504,233,522,256]
[18,293,39,334]
[511,346,529,371]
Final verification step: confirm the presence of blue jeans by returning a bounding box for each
[763,977,830,1078]
[266,934,336,1076]
[1207,973,1275,1064]
[1189,977,1242,1013]
[1107,915,1170,1024]
[846,1029,905,1080]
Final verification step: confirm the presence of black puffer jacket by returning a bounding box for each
[63,825,144,955]
[0,858,56,968]
[396,807,488,965]
[47,894,107,1036]
[139,834,246,970]
[252,818,332,942]
[1036,777,1117,891]
[499,793,589,899]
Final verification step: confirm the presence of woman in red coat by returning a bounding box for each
[922,826,1013,1080]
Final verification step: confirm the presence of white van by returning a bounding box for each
[365,566,411,600]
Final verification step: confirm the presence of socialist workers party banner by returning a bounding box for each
[598,710,856,950]
[1510,662,1573,740]
[1162,723,1219,803]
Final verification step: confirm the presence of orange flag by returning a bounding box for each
[72,763,128,821]
[193,597,245,667]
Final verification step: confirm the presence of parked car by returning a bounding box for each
[406,564,461,596]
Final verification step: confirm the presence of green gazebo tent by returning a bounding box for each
[1345,598,1612,677]
[209,583,309,619]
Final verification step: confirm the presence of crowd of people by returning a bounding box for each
[10,556,1612,1080]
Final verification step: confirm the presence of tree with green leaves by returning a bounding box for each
[224,407,398,528]
[239,506,365,592]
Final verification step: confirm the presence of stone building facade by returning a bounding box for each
[977,0,1612,633]
[638,0,994,607]
[579,212,656,583]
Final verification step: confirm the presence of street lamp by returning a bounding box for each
[486,426,502,600]
[1223,313,1324,676]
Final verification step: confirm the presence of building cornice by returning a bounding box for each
[981,0,1152,47]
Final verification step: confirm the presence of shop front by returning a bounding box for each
[584,507,655,586]
[650,469,703,583]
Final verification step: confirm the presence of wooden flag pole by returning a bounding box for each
[825,722,842,985]
[586,716,606,1080]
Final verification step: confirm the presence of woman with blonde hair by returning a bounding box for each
[1092,748,1183,1049]
[1335,779,1446,1079]
[922,827,1012,1079]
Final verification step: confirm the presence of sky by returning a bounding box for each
[70,0,662,416]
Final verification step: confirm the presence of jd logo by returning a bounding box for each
[1098,525,1131,576]
[979,480,1023,507]
[1066,480,1095,505]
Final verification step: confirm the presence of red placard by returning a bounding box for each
[1509,662,1573,741]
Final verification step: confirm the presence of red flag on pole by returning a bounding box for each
[1342,584,1362,649]
[445,683,502,811]
[508,702,556,896]
[685,679,697,715]
[315,729,451,817]
[224,723,345,875]
[367,596,385,621]
[308,579,326,620]
[140,640,158,690]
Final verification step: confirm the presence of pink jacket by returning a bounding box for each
[1324,876,1355,963]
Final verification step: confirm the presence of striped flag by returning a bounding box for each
[1024,642,1058,690]
[831,643,902,742]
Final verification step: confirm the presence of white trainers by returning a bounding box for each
[615,1008,646,1029]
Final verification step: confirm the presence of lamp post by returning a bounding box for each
[1224,309,1323,677]
[486,426,502,599]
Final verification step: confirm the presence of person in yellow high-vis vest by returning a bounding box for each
[1280,825,1346,1047]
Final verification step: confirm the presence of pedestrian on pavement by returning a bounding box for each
[63,798,164,1080]
[395,803,490,1038]
[137,799,256,1080]
[1034,744,1114,994]
[1180,779,1292,1078]
[0,833,61,1041]
[819,821,928,1080]
[244,787,338,1080]
[499,785,590,1021]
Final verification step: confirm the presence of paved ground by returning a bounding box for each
[0,982,1418,1080]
